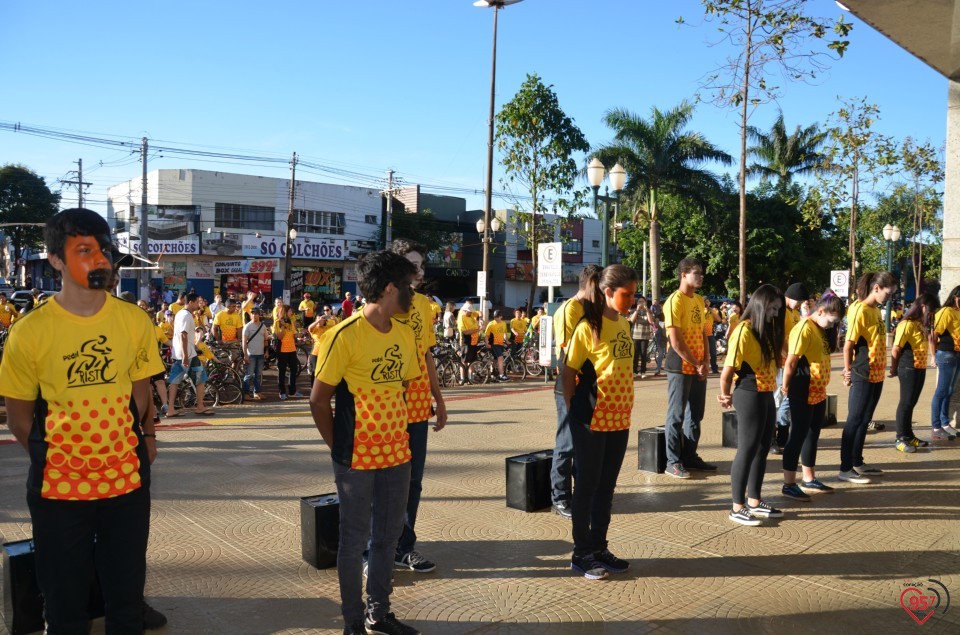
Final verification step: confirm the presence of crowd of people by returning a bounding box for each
[1,208,955,635]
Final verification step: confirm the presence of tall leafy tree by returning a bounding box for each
[815,97,898,294]
[496,73,589,310]
[0,164,61,282]
[682,0,852,301]
[591,101,731,299]
[898,138,944,289]
[746,112,826,191]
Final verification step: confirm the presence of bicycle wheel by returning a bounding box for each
[437,361,459,388]
[217,379,244,405]
[296,344,310,373]
[524,348,544,376]
[504,355,526,381]
[179,381,197,409]
[468,360,493,384]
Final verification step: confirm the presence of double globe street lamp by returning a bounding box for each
[587,158,627,267]
[882,223,901,332]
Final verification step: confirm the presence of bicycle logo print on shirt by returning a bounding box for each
[65,335,117,388]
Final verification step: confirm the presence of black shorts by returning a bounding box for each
[463,343,479,364]
[491,345,505,359]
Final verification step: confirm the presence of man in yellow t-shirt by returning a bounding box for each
[299,292,317,321]
[309,250,422,634]
[485,310,510,381]
[663,257,713,479]
[241,291,257,324]
[0,209,165,632]
[212,298,243,343]
[510,307,527,354]
[456,301,481,383]
[168,292,185,316]
[388,238,448,572]
[0,292,20,328]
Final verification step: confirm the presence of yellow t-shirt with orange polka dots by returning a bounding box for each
[564,315,634,432]
[554,298,585,359]
[510,317,527,343]
[0,302,19,327]
[272,320,297,353]
[788,318,831,404]
[309,316,339,356]
[393,292,437,424]
[315,312,420,469]
[664,290,706,375]
[0,295,165,500]
[847,302,886,382]
[213,310,243,342]
[894,319,929,369]
[725,319,778,392]
[457,309,480,346]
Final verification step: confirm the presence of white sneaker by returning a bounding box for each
[838,470,871,484]
[932,427,957,440]
[854,464,883,476]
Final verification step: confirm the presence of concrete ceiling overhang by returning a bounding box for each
[841,0,958,79]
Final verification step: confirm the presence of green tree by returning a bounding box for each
[0,164,61,282]
[815,97,898,293]
[746,111,826,192]
[898,138,944,289]
[683,0,852,302]
[591,101,731,299]
[496,73,590,310]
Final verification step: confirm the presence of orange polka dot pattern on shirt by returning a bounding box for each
[848,304,886,383]
[664,291,706,375]
[590,365,634,431]
[41,394,142,500]
[788,319,831,405]
[394,293,436,424]
[350,384,411,468]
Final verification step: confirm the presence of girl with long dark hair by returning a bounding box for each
[780,292,846,500]
[929,286,960,440]
[718,284,785,525]
[840,272,897,483]
[891,293,940,450]
[562,264,638,579]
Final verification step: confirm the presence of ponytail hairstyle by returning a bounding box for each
[902,292,940,332]
[813,290,846,352]
[857,271,897,301]
[740,284,785,369]
[855,273,873,301]
[582,264,639,338]
[579,265,605,340]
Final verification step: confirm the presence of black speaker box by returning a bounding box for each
[300,493,340,569]
[824,394,838,427]
[505,450,553,512]
[2,539,103,635]
[722,410,738,448]
[637,427,666,473]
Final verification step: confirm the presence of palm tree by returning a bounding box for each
[592,101,732,299]
[746,112,826,190]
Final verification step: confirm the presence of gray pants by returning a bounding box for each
[664,372,707,467]
[333,460,411,624]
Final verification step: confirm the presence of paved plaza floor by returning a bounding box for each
[1,359,959,634]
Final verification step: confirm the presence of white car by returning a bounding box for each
[452,296,493,312]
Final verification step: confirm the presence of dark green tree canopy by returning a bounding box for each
[0,164,61,262]
[746,111,826,189]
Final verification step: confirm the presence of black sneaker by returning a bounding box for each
[552,501,573,519]
[747,500,784,518]
[570,553,609,580]
[143,601,168,630]
[395,550,436,573]
[685,456,717,472]
[364,612,420,635]
[729,507,762,526]
[344,620,366,635]
[593,549,629,573]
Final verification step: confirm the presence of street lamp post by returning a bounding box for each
[283,227,297,305]
[476,216,501,319]
[475,0,524,324]
[882,223,901,332]
[586,159,627,267]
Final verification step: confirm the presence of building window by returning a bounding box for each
[293,209,346,235]
[215,203,274,231]
[592,240,600,248]
[563,239,582,255]
[365,214,378,224]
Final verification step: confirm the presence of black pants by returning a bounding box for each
[783,377,826,472]
[730,389,775,505]
[569,423,628,557]
[633,338,650,374]
[277,350,299,395]
[27,486,150,634]
[840,379,883,472]
[707,335,718,372]
[896,367,926,439]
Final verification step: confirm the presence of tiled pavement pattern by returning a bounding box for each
[2,358,959,634]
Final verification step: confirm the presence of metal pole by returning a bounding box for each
[139,137,149,302]
[885,239,893,332]
[284,152,297,305]
[385,169,394,247]
[481,4,499,325]
[598,189,608,268]
[642,239,647,297]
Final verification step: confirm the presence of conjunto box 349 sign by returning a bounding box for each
[213,259,280,275]
[241,235,346,260]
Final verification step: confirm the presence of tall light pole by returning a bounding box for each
[475,0,524,323]
[587,158,627,267]
[882,223,901,332]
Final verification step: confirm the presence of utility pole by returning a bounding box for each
[59,159,91,208]
[283,152,297,305]
[139,138,149,301]
[384,169,394,248]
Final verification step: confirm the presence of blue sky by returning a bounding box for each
[0,0,948,215]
